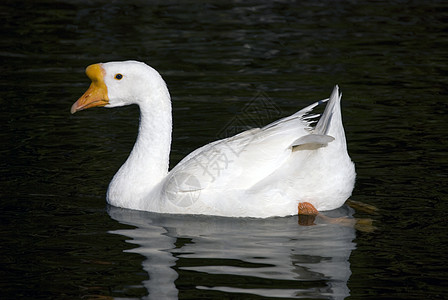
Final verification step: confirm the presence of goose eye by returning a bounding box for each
[115,73,123,80]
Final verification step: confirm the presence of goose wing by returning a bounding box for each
[162,94,334,198]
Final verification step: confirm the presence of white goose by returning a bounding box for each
[71,60,355,218]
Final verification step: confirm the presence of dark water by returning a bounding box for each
[1,0,447,299]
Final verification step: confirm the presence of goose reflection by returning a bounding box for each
[108,205,357,299]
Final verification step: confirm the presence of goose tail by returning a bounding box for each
[314,85,347,145]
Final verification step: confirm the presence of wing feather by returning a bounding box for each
[163,97,331,196]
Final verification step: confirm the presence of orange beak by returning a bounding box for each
[71,64,109,114]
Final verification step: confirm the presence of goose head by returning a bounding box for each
[71,60,167,114]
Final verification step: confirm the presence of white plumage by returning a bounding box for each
[71,60,355,218]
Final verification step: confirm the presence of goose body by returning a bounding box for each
[71,61,355,218]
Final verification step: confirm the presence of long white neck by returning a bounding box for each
[107,83,172,210]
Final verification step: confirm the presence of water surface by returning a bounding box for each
[1,0,447,299]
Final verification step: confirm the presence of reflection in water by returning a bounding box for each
[108,206,356,299]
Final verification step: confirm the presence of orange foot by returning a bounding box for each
[298,202,319,215]
[298,202,319,226]
[297,201,376,232]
